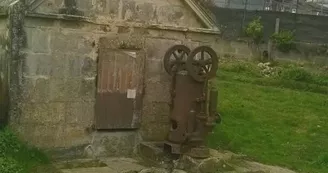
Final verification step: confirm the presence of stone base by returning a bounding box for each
[55,145,297,173]
[184,147,210,159]
[47,131,141,161]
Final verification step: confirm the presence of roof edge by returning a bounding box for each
[182,0,219,31]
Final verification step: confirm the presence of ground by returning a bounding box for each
[1,58,328,173]
[208,58,328,173]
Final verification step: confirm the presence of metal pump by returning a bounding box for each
[163,45,221,158]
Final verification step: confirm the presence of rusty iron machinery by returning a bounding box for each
[186,46,219,82]
[163,45,221,159]
[163,45,191,75]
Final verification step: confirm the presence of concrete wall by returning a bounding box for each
[0,15,8,127]
[33,0,203,28]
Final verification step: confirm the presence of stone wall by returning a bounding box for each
[32,0,203,28]
[0,15,9,127]
[11,12,325,160]
[7,0,214,159]
[17,16,101,148]
[11,15,149,158]
[14,14,227,148]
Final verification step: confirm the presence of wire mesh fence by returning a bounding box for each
[209,0,328,43]
[213,0,328,16]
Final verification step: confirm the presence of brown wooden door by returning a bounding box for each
[95,49,144,129]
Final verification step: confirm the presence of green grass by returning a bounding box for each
[208,60,328,173]
[0,127,56,173]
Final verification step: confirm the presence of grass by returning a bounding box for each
[0,127,57,173]
[208,59,328,173]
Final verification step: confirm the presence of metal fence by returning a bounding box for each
[213,0,328,16]
[209,0,328,43]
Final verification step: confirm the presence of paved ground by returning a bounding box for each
[57,149,297,173]
[60,158,147,173]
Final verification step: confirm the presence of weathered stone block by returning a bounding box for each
[34,0,62,14]
[49,78,81,102]
[20,102,65,124]
[198,158,223,173]
[144,81,171,103]
[138,142,168,164]
[65,101,94,126]
[16,124,61,148]
[172,170,187,173]
[199,158,235,173]
[79,78,96,101]
[0,20,7,30]
[23,53,52,76]
[174,155,200,173]
[81,56,96,78]
[51,31,94,54]
[67,56,83,77]
[122,0,137,21]
[57,124,90,147]
[157,5,184,26]
[90,131,140,157]
[24,17,55,28]
[78,35,96,55]
[59,20,85,29]
[107,0,120,18]
[145,59,163,82]
[50,53,69,77]
[145,38,181,60]
[135,3,155,23]
[76,0,93,11]
[142,101,170,123]
[150,29,186,40]
[140,121,170,141]
[182,41,200,51]
[186,32,217,43]
[99,34,144,50]
[26,28,50,53]
[21,77,50,103]
[140,168,169,173]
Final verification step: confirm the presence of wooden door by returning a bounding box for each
[95,49,144,129]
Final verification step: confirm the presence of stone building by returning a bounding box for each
[0,0,232,159]
[1,0,325,160]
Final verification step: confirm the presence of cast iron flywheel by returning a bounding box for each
[186,46,218,82]
[163,45,191,76]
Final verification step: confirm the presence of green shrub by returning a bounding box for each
[271,30,295,53]
[219,61,261,78]
[245,17,264,45]
[0,157,23,173]
[0,128,21,157]
[312,74,328,86]
[279,67,313,82]
[0,128,51,173]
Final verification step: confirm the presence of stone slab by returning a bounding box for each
[61,167,117,173]
[103,158,146,172]
[60,158,146,173]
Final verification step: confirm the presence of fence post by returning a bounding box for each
[268,18,280,61]
[241,0,248,33]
